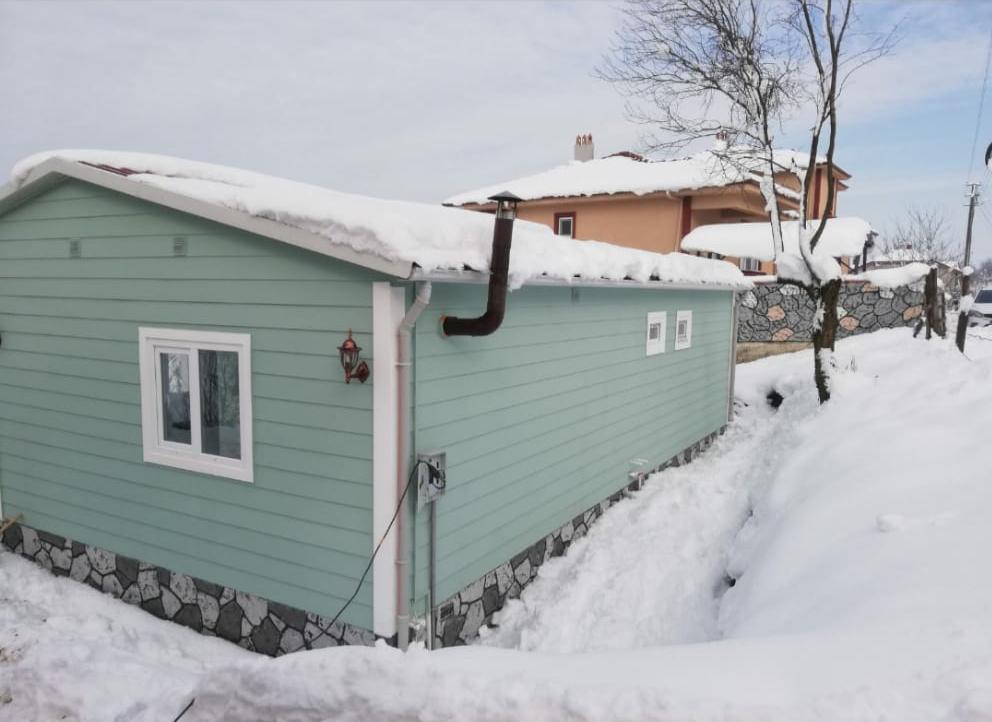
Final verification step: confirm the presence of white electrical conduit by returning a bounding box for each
[395,281,431,650]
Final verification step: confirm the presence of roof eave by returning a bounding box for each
[0,158,416,280]
[448,178,800,209]
[409,267,751,292]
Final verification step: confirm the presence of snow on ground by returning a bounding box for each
[0,552,248,720]
[478,407,774,653]
[4,328,992,721]
[8,151,748,290]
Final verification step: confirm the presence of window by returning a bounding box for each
[674,310,693,350]
[555,213,575,238]
[138,328,253,482]
[739,257,762,273]
[645,311,667,356]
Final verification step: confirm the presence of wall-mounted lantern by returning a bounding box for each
[338,329,369,384]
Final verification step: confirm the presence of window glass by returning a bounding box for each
[976,290,992,303]
[199,349,241,459]
[645,311,666,355]
[160,352,191,445]
[674,309,693,350]
[557,216,574,237]
[141,328,252,482]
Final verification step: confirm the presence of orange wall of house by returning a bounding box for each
[516,196,684,253]
[805,168,844,219]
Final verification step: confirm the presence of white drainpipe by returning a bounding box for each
[395,281,432,650]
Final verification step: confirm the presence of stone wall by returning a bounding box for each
[737,280,926,343]
[431,430,721,648]
[1,523,375,655]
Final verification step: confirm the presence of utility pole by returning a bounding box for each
[955,182,980,353]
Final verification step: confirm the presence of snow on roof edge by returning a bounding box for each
[682,217,876,262]
[444,147,829,207]
[848,262,931,289]
[8,150,752,292]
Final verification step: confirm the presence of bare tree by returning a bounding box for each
[882,208,962,266]
[974,258,992,288]
[600,0,893,403]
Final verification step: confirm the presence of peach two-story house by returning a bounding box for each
[444,133,850,276]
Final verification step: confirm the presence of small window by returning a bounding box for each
[139,328,253,482]
[675,310,693,350]
[555,213,575,238]
[645,311,667,356]
[740,257,762,273]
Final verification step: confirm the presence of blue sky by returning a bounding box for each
[2,0,991,261]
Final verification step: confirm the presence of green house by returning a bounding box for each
[0,152,746,653]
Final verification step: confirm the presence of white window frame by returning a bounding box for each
[739,257,761,273]
[556,214,575,238]
[674,310,693,351]
[138,327,254,482]
[645,311,667,356]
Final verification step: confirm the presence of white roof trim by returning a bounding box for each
[409,268,748,292]
[0,158,416,279]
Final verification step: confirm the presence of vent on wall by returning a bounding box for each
[173,236,188,256]
[68,239,81,258]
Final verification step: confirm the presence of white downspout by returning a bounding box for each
[728,291,740,422]
[395,281,431,650]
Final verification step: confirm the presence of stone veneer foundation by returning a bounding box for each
[2,432,722,655]
[0,523,375,655]
[430,429,722,648]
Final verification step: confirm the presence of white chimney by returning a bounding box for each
[574,133,594,162]
[713,130,729,152]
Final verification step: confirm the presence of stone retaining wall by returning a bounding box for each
[738,280,926,343]
[1,523,375,655]
[431,429,722,648]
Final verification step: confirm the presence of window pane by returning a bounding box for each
[558,217,573,236]
[199,350,241,459]
[160,353,191,445]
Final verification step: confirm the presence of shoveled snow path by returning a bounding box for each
[480,396,788,652]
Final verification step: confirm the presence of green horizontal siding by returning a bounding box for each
[412,284,732,605]
[0,179,383,628]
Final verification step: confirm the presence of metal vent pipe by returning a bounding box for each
[441,192,521,337]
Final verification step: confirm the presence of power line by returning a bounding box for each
[978,203,992,231]
[967,29,992,183]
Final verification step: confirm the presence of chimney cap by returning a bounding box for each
[488,190,522,204]
[574,133,595,162]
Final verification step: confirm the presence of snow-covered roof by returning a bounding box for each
[681,217,876,262]
[5,150,749,291]
[868,246,961,270]
[444,147,829,206]
[849,262,932,289]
